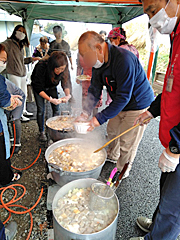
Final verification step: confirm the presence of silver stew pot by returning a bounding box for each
[52,178,119,240]
[45,138,107,187]
[46,114,75,142]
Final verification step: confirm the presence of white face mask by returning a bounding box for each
[149,1,179,34]
[15,31,26,41]
[0,61,7,73]
[93,52,104,69]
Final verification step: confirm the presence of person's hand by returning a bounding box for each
[87,117,100,132]
[134,111,154,126]
[49,97,60,105]
[11,95,23,107]
[32,57,41,62]
[59,94,71,103]
[75,112,89,122]
[76,79,80,84]
[71,65,74,70]
[158,148,180,172]
[11,95,23,108]
[3,95,22,110]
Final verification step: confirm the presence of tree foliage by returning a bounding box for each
[124,21,169,73]
[44,22,67,38]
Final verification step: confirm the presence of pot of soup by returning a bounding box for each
[52,178,119,240]
[46,114,76,142]
[45,138,107,187]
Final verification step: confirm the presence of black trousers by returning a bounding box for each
[0,134,13,185]
[0,220,5,240]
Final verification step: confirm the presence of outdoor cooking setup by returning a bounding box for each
[44,110,129,240]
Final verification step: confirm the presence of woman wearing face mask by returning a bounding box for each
[108,27,139,58]
[2,25,41,122]
[130,0,180,240]
[31,51,71,142]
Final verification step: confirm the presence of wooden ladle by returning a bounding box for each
[94,118,151,153]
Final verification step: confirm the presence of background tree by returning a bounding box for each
[123,21,169,73]
[44,22,67,38]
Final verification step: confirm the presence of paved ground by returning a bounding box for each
[3,53,179,239]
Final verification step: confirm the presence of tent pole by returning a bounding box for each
[22,13,34,57]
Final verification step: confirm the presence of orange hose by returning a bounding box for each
[0,184,44,240]
[11,148,41,171]
[10,122,42,171]
[5,123,44,239]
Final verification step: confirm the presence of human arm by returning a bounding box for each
[134,94,161,126]
[3,95,22,111]
[24,57,41,64]
[95,54,138,125]
[169,122,180,154]
[0,75,22,110]
[69,57,73,70]
[158,123,180,172]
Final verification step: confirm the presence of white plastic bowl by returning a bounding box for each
[73,121,90,134]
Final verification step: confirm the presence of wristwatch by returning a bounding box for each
[169,146,179,154]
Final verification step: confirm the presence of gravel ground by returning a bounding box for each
[1,58,179,239]
[2,105,179,240]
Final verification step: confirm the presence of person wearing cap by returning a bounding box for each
[77,31,154,178]
[130,0,180,239]
[107,27,139,163]
[108,27,139,58]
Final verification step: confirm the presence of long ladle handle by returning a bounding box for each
[94,118,151,153]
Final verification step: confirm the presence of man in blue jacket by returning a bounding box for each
[78,31,154,176]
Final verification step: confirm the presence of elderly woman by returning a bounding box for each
[31,51,72,142]
[32,36,49,58]
[108,27,139,58]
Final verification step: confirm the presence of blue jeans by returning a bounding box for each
[0,220,5,240]
[145,160,180,240]
[33,87,60,132]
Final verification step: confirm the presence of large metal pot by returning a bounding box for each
[45,138,107,187]
[46,114,75,142]
[52,178,119,240]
